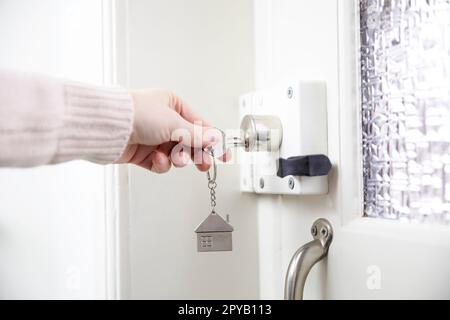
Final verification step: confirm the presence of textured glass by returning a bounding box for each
[361,0,450,223]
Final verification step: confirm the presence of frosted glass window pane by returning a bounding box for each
[361,0,450,224]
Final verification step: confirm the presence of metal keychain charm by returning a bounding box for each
[195,149,234,252]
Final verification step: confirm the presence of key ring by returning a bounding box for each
[206,149,217,182]
[202,127,243,160]
[202,127,226,160]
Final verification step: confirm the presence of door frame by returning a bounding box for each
[331,0,450,299]
[102,0,132,300]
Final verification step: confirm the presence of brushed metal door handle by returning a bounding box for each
[284,218,333,300]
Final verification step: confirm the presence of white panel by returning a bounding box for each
[123,0,259,299]
[0,0,108,299]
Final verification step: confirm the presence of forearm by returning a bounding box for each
[0,71,134,167]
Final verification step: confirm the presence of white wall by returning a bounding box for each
[0,0,110,299]
[121,0,259,299]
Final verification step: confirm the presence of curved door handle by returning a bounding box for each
[284,218,333,300]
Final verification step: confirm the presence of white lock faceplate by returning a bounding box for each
[238,81,328,195]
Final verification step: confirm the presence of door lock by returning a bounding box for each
[238,81,330,195]
[240,115,283,152]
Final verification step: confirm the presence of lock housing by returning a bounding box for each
[238,81,328,195]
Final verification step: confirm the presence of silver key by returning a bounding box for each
[202,127,244,160]
[195,149,234,252]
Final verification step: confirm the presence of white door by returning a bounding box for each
[255,0,450,299]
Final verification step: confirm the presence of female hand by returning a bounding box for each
[117,89,226,173]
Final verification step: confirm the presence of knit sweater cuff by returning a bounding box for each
[52,84,134,164]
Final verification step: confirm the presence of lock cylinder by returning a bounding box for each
[240,115,283,152]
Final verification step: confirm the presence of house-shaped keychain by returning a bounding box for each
[195,212,234,252]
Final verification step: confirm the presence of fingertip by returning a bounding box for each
[196,151,212,172]
[219,149,232,163]
[195,162,211,172]
[150,152,171,174]
[203,127,224,148]
[172,150,190,168]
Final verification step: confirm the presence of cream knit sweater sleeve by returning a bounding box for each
[0,71,134,167]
